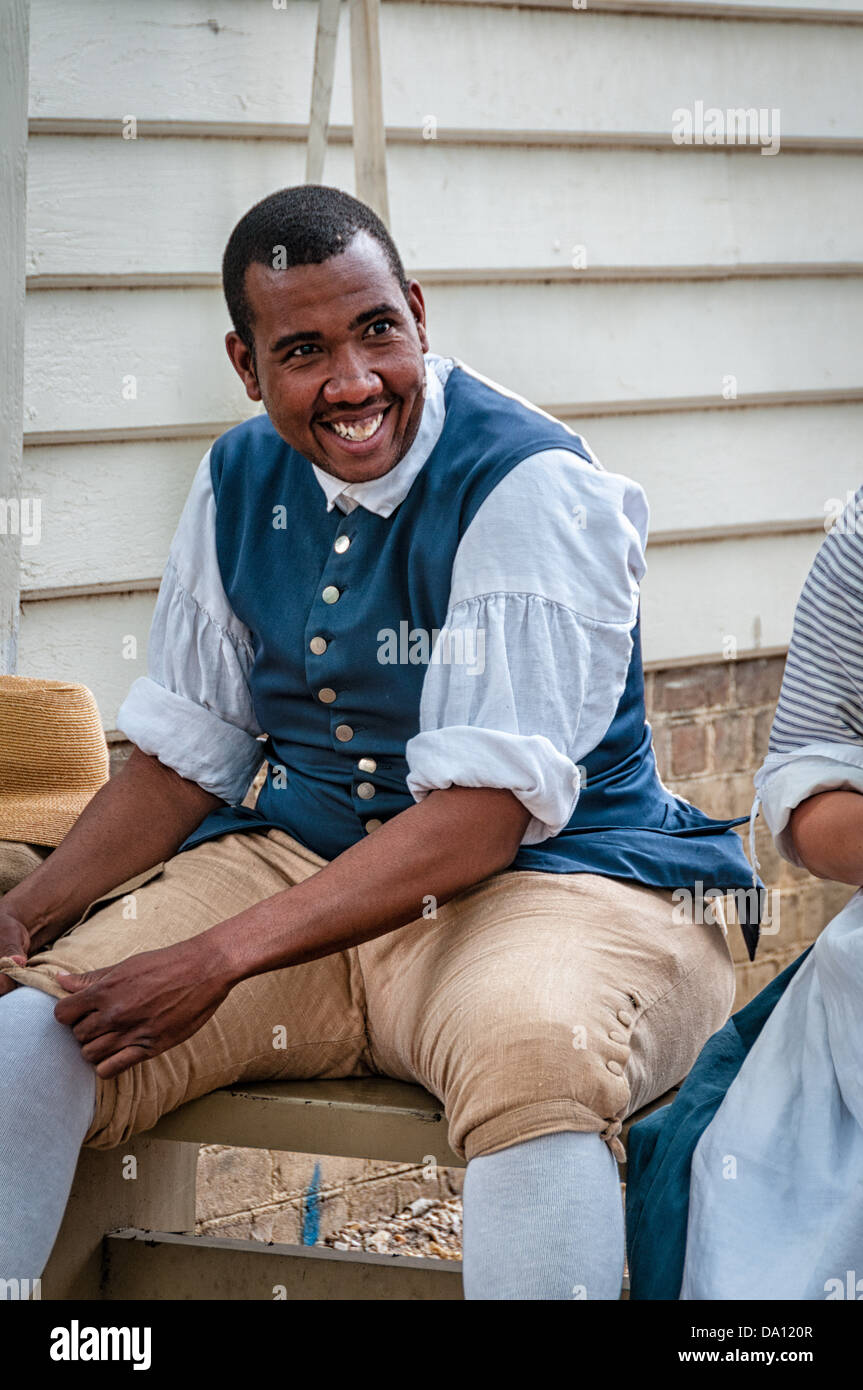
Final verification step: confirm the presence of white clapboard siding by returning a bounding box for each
[23,278,863,437]
[19,439,206,593]
[17,527,823,729]
[23,289,252,436]
[17,591,157,730]
[451,0,863,15]
[18,403,863,597]
[26,136,863,277]
[29,0,863,139]
[424,278,863,407]
[567,402,863,538]
[640,530,823,663]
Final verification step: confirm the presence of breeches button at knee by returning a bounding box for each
[617,1009,634,1027]
[606,1059,624,1075]
[607,1029,627,1044]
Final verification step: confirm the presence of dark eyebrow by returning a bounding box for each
[348,302,402,330]
[268,328,322,355]
[268,303,403,357]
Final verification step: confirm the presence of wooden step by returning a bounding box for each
[148,1076,464,1167]
[45,1080,676,1298]
[147,1075,678,1171]
[103,1228,463,1301]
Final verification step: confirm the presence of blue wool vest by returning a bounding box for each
[179,364,760,958]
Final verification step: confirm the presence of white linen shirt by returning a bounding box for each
[117,353,649,846]
[682,486,863,1300]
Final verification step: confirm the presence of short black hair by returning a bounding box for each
[222,184,410,355]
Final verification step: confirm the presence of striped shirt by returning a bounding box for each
[769,487,863,752]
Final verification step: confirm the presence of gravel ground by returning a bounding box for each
[322,1195,463,1260]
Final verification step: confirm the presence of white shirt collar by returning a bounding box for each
[310,354,452,517]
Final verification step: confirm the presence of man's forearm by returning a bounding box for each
[208,785,532,985]
[4,746,222,942]
[789,789,863,885]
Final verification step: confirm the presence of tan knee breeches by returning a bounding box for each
[0,830,735,1162]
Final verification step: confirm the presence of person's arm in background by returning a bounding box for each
[0,448,266,970]
[755,485,863,889]
[789,791,863,885]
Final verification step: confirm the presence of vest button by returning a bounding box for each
[318,687,337,704]
[617,1009,634,1027]
[357,757,377,774]
[356,781,376,800]
[322,585,340,604]
[364,819,383,833]
[606,1059,624,1075]
[335,724,354,742]
[309,636,328,655]
[334,534,351,554]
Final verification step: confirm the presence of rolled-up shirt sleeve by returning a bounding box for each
[116,449,266,804]
[405,446,648,843]
[754,744,863,868]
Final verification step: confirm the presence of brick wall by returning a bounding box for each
[107,648,853,1244]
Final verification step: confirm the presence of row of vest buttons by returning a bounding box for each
[321,535,351,603]
[317,532,380,831]
[317,535,349,634]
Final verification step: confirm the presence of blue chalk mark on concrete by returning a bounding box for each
[301,1161,322,1245]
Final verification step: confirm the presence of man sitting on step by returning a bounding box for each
[0,185,759,1300]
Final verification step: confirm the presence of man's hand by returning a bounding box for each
[0,909,31,996]
[53,939,233,1079]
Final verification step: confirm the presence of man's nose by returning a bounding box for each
[321,349,382,403]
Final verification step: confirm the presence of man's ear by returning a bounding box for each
[405,281,430,353]
[225,331,263,403]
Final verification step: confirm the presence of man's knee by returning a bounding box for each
[441,997,631,1162]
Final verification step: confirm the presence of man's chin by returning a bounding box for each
[315,449,399,483]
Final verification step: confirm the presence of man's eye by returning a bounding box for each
[287,343,318,359]
[366,319,394,337]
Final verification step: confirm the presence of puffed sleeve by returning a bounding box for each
[752,487,863,867]
[116,449,267,804]
[404,446,648,843]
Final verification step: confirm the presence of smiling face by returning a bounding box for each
[225,231,431,484]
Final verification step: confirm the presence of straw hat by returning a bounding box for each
[0,676,110,847]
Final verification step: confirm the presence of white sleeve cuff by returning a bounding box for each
[753,741,863,866]
[117,676,266,805]
[405,725,581,844]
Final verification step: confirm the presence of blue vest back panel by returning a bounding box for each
[180,364,760,957]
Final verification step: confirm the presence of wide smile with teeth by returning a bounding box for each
[324,409,388,442]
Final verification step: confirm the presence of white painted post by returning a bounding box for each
[306,0,343,186]
[349,0,390,226]
[0,0,29,674]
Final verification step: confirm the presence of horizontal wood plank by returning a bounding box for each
[29,1,863,138]
[25,137,863,277]
[640,530,821,662]
[104,1228,463,1300]
[149,1077,463,1165]
[422,0,863,18]
[17,590,157,729]
[20,437,204,592]
[23,279,863,434]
